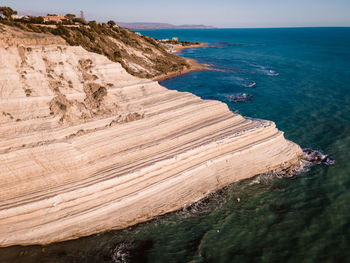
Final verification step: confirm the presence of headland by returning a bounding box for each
[0,20,303,247]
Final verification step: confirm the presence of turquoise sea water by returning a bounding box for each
[1,28,350,263]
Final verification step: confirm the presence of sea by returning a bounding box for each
[1,28,349,263]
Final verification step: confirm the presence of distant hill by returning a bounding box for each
[116,22,215,30]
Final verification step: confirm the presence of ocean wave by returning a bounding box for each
[112,240,153,263]
[270,149,334,179]
[233,77,257,88]
[248,63,280,76]
[112,242,131,263]
[255,66,279,76]
[211,62,279,78]
[247,81,257,88]
[179,190,225,218]
[266,69,279,76]
[249,173,280,185]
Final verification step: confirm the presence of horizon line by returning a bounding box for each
[136,26,350,30]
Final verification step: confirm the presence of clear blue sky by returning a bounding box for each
[1,0,350,28]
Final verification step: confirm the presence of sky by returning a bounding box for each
[1,0,350,28]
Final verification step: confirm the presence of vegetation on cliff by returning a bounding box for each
[0,7,191,78]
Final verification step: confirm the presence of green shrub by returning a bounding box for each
[107,20,116,27]
[72,18,87,25]
[0,6,17,19]
[52,25,71,37]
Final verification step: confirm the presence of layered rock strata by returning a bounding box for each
[0,27,302,246]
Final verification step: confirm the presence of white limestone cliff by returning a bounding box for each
[0,25,302,246]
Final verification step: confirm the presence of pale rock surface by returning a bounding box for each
[0,25,302,246]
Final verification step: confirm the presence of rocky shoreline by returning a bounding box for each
[0,25,303,247]
[153,41,210,81]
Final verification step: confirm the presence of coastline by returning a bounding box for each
[153,42,211,82]
[172,42,208,53]
[0,21,346,263]
[0,27,304,247]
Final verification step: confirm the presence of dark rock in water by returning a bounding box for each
[302,148,335,165]
[225,93,253,103]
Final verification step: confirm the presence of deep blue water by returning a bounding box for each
[1,28,349,263]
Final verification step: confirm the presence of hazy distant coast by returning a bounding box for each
[116,22,216,30]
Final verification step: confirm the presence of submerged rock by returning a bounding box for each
[271,148,335,178]
[225,93,253,103]
[302,148,335,165]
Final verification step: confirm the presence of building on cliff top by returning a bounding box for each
[44,15,66,23]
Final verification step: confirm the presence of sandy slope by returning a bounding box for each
[0,26,302,246]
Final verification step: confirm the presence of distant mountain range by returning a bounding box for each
[116,22,215,30]
[16,10,215,30]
